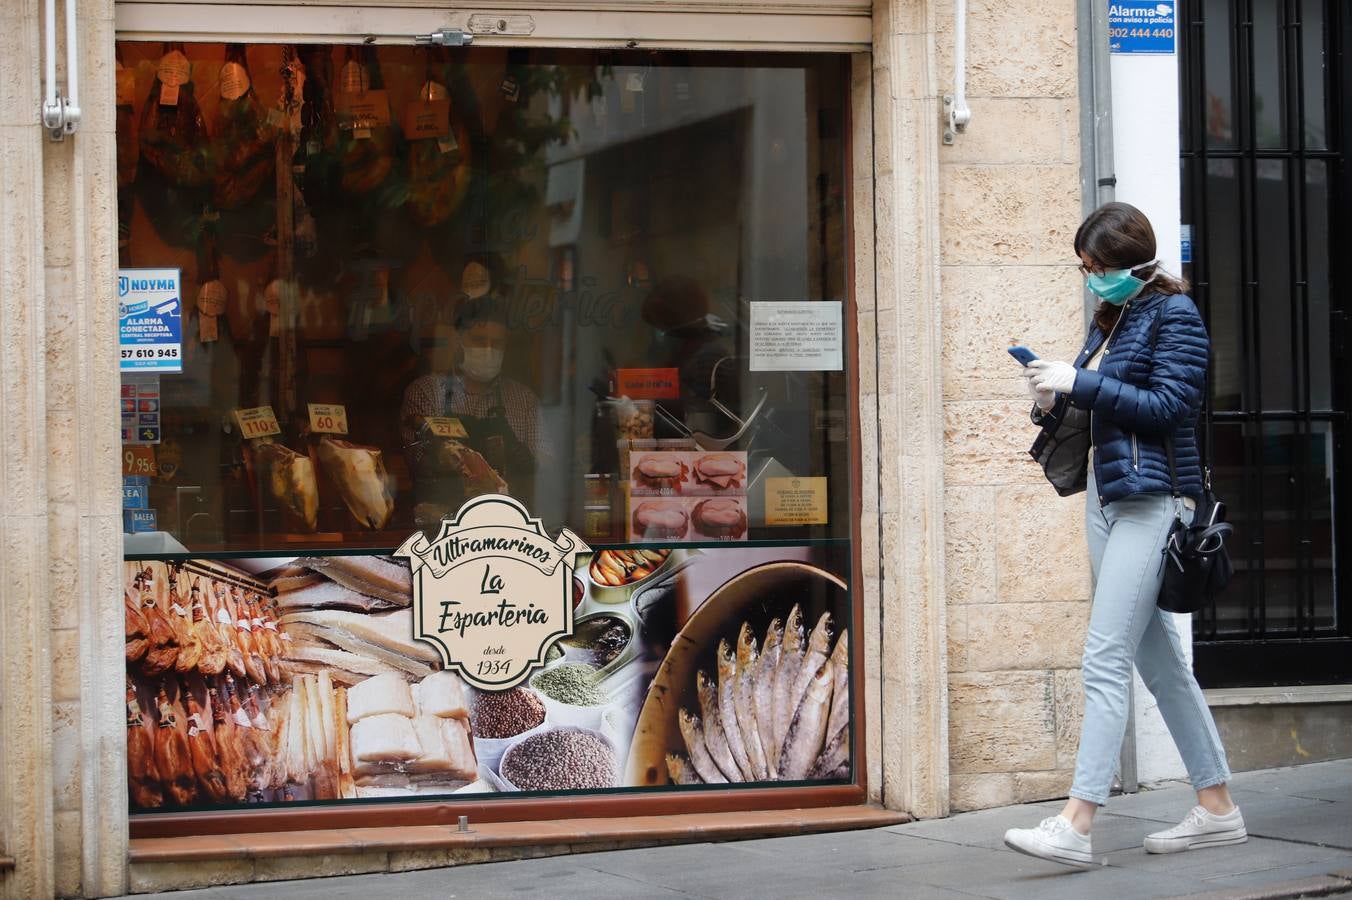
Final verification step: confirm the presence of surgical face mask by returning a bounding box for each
[461,346,504,382]
[1086,260,1156,305]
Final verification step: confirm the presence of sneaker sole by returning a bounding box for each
[1143,830,1247,854]
[1003,834,1095,869]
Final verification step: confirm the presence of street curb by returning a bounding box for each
[1172,871,1352,900]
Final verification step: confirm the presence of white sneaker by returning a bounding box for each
[1003,815,1094,869]
[1144,805,1247,854]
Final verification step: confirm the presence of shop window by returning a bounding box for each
[118,42,857,817]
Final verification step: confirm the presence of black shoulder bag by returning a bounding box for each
[1151,303,1235,614]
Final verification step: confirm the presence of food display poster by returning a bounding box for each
[118,268,183,373]
[123,543,853,812]
[749,301,843,372]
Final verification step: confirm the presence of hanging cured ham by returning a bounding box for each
[190,577,229,676]
[182,684,229,802]
[252,440,319,531]
[125,583,150,664]
[138,568,181,676]
[153,683,197,806]
[126,677,163,809]
[403,53,473,228]
[208,683,250,801]
[137,42,211,246]
[169,568,205,673]
[212,44,276,210]
[316,436,395,529]
[335,46,398,198]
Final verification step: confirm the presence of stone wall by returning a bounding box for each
[933,0,1092,810]
[0,0,126,897]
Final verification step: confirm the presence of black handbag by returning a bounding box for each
[1159,446,1234,613]
[1028,398,1091,497]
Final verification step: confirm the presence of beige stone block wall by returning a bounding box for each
[933,0,1092,810]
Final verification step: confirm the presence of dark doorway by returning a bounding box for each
[1179,0,1351,686]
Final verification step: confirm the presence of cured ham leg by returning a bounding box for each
[138,569,180,676]
[208,683,250,801]
[170,569,204,673]
[126,677,163,809]
[125,585,150,664]
[191,578,229,676]
[182,684,229,802]
[207,582,247,679]
[152,683,197,806]
[226,587,268,685]
[316,436,395,529]
[253,441,319,531]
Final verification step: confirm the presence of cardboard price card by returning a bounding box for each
[765,476,830,526]
[307,403,349,435]
[402,98,451,139]
[234,406,282,439]
[425,416,468,439]
[615,367,680,400]
[123,446,158,477]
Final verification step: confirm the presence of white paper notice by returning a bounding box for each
[749,301,843,372]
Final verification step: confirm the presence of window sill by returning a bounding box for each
[1204,684,1352,707]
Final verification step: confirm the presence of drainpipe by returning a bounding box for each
[1078,0,1136,795]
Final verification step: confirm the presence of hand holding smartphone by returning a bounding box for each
[1007,345,1039,366]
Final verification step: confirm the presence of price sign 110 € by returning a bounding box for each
[234,406,282,439]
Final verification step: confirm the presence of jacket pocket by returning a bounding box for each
[1131,433,1140,471]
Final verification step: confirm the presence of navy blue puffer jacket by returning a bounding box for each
[1037,292,1209,505]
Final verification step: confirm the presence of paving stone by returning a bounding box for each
[879,851,1213,899]
[1103,835,1352,877]
[733,828,974,872]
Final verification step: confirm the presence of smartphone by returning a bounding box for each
[1007,345,1039,366]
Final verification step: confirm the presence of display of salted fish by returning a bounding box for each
[334,687,356,799]
[715,640,754,781]
[779,662,834,781]
[734,623,769,781]
[755,618,783,775]
[279,608,439,676]
[316,436,395,530]
[281,644,406,684]
[294,555,411,608]
[771,604,805,756]
[267,565,325,594]
[274,579,395,613]
[825,629,850,745]
[253,441,319,531]
[809,725,849,780]
[666,754,703,785]
[676,709,729,784]
[786,612,833,744]
[696,669,742,782]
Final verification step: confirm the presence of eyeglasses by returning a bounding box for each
[1077,263,1106,277]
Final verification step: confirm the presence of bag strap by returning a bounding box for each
[1146,301,1183,499]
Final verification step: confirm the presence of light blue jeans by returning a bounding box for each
[1070,467,1232,805]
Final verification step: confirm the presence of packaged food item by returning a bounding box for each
[582,473,614,505]
[612,399,654,440]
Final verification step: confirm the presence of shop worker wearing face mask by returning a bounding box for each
[400,295,550,502]
[1004,203,1244,869]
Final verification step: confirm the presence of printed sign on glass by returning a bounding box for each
[119,268,183,373]
[396,495,589,690]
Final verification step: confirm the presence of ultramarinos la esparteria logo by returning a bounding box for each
[395,495,589,691]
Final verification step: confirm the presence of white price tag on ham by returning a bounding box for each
[308,403,349,435]
[234,405,281,439]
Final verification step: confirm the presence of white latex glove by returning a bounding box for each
[1024,368,1055,411]
[1027,359,1078,395]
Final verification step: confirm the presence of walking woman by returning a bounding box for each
[1003,202,1245,868]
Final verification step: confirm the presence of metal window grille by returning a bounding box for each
[1179,0,1351,686]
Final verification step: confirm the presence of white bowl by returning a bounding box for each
[496,725,620,792]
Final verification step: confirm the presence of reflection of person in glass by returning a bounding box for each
[641,276,737,436]
[400,297,548,507]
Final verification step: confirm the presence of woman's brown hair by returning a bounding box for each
[1075,202,1189,332]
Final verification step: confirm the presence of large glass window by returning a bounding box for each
[119,41,857,817]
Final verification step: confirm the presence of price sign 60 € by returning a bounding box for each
[307,403,349,435]
[234,406,282,439]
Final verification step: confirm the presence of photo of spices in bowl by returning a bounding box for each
[625,560,851,788]
[530,661,609,729]
[587,548,672,604]
[497,726,619,792]
[469,685,550,770]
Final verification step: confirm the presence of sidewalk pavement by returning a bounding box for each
[129,757,1352,900]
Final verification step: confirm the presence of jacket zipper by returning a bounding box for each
[1131,433,1139,471]
[1090,300,1134,498]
